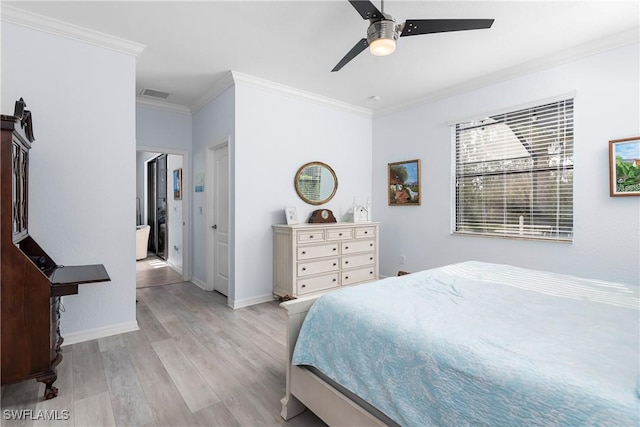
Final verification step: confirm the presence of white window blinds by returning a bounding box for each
[453,98,574,241]
[297,165,322,201]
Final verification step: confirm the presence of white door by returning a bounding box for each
[210,144,229,296]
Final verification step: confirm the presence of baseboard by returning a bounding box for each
[188,280,274,309]
[167,260,183,275]
[190,277,210,291]
[61,320,139,346]
[230,293,275,309]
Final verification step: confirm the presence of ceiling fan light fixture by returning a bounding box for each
[367,19,398,57]
[369,37,396,56]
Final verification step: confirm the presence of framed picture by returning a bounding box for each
[194,172,204,193]
[285,206,299,225]
[388,159,421,205]
[173,168,182,200]
[609,137,640,196]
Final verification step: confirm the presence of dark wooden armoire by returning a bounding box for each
[1,99,110,399]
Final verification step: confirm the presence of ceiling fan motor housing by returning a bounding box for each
[367,19,399,45]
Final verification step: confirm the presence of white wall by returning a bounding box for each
[1,22,139,338]
[136,105,191,152]
[373,43,640,285]
[234,83,373,306]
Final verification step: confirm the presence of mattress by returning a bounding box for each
[292,261,639,426]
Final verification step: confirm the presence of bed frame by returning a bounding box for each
[279,295,388,427]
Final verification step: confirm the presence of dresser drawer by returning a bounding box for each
[297,274,339,295]
[342,252,375,269]
[297,230,324,243]
[342,267,376,286]
[298,244,339,260]
[326,228,353,240]
[298,258,340,276]
[355,226,376,238]
[342,239,375,254]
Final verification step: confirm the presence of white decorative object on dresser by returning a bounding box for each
[273,222,380,298]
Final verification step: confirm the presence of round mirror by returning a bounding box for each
[294,161,338,205]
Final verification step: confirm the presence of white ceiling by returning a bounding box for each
[5,1,639,114]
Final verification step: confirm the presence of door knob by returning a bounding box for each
[212,224,218,229]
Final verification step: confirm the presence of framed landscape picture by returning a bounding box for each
[609,137,640,196]
[388,159,421,205]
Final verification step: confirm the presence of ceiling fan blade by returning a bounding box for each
[332,38,369,72]
[348,0,383,21]
[400,19,494,37]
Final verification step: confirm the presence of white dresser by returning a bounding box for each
[273,222,380,299]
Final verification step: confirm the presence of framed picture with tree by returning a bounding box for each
[388,159,421,205]
[610,137,640,196]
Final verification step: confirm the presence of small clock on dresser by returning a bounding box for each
[309,209,337,223]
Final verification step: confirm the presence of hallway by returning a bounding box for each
[136,255,183,288]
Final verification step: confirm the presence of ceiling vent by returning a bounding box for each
[140,88,170,99]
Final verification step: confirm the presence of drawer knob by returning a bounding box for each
[370,257,373,261]
[333,248,337,251]
[302,284,306,288]
[302,267,306,271]
[345,261,349,264]
[338,233,343,236]
[333,263,337,266]
[333,278,337,282]
[302,251,306,255]
[364,231,368,234]
[345,246,349,250]
[345,276,349,280]
[370,243,373,247]
[370,271,373,275]
[310,235,314,239]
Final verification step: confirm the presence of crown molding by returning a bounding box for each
[374,27,639,118]
[231,71,373,117]
[191,70,372,117]
[136,98,191,114]
[190,71,236,113]
[0,5,145,57]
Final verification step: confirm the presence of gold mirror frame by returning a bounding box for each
[294,161,338,205]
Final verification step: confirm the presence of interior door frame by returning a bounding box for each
[137,145,190,282]
[206,137,231,297]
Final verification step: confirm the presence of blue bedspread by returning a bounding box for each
[292,261,639,426]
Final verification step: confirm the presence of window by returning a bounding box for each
[297,165,322,200]
[453,98,574,241]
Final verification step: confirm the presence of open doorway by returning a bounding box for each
[136,147,190,288]
[147,154,167,259]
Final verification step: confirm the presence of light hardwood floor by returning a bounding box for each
[136,256,183,289]
[1,282,326,427]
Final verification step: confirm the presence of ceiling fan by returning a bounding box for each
[332,0,495,72]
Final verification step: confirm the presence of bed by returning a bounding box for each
[280,261,639,426]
